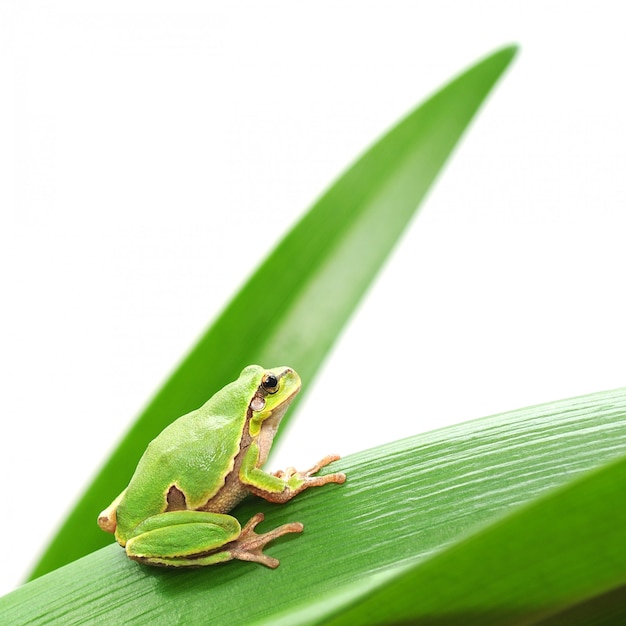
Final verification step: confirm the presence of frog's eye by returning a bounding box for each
[262,373,279,394]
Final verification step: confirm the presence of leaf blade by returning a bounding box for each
[317,448,626,626]
[4,386,626,624]
[28,45,518,579]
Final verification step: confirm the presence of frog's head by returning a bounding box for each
[246,365,301,441]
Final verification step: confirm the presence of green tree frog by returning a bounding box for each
[98,365,345,568]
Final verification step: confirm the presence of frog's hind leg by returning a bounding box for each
[125,510,302,568]
[125,510,241,567]
[97,489,127,533]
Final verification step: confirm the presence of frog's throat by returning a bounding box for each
[255,396,294,467]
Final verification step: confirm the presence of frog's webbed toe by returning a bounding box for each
[227,512,303,568]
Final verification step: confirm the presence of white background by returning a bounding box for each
[1,1,625,596]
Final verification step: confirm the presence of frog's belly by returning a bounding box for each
[197,472,248,513]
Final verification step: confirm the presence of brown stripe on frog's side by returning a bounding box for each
[195,370,288,514]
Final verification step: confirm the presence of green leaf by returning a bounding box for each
[3,387,626,624]
[532,585,626,626]
[296,424,626,625]
[27,45,518,580]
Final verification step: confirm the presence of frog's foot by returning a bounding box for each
[272,453,345,480]
[263,454,346,504]
[227,512,303,569]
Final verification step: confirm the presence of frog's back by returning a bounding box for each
[116,366,262,535]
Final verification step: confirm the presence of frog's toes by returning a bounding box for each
[228,512,303,568]
[305,454,341,475]
[275,455,346,484]
[272,466,298,479]
[298,454,346,486]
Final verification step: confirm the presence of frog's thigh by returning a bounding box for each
[126,511,241,560]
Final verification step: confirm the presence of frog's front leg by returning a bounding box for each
[241,446,346,503]
[124,510,301,568]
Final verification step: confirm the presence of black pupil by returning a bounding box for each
[263,374,278,391]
